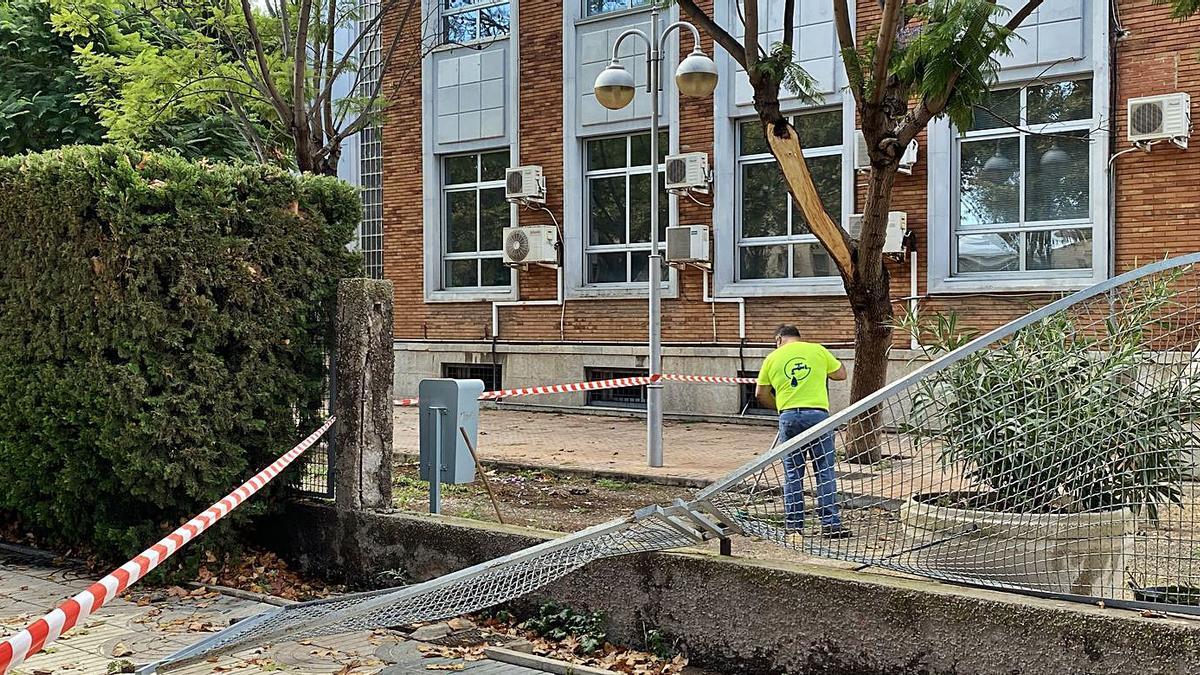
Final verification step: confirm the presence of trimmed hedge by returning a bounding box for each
[0,146,361,559]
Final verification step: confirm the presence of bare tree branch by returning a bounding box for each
[743,0,759,70]
[239,0,292,124]
[868,0,903,105]
[781,0,794,52]
[676,0,747,69]
[832,0,862,103]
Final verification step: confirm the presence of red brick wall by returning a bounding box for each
[380,0,1200,345]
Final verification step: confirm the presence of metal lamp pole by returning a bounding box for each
[594,9,717,468]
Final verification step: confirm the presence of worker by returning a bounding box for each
[755,325,850,539]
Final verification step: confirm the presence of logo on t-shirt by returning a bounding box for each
[784,358,812,387]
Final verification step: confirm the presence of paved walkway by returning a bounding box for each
[394,407,779,485]
[0,547,540,674]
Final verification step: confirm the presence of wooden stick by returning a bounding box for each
[459,426,505,525]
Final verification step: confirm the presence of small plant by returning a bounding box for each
[594,478,633,491]
[643,625,679,660]
[898,269,1199,517]
[519,602,607,654]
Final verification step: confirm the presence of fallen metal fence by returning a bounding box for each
[144,253,1200,672]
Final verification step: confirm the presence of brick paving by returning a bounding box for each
[0,547,539,675]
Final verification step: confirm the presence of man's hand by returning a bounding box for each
[755,384,776,410]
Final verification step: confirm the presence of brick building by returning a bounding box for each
[371,0,1200,415]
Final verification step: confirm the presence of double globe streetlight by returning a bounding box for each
[592,9,717,468]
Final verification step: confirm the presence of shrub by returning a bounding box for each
[0,145,361,559]
[899,269,1197,517]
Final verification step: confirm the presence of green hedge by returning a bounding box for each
[0,146,361,559]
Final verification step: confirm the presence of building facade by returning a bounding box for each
[375,0,1200,415]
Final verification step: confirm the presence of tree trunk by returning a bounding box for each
[843,162,898,464]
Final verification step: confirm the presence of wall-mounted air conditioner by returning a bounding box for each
[502,225,558,266]
[664,153,710,192]
[854,130,919,174]
[847,211,908,254]
[1128,93,1191,148]
[665,225,710,264]
[505,166,545,202]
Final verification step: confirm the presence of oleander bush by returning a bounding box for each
[0,145,360,558]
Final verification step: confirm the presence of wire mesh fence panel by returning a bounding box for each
[698,254,1200,604]
[294,352,336,499]
[146,255,1200,672]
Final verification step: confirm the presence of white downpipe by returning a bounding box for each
[703,269,745,341]
[491,266,564,339]
[909,253,918,351]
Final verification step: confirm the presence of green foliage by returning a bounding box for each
[0,145,361,559]
[751,43,822,105]
[0,0,102,155]
[899,270,1197,517]
[642,626,679,660]
[892,0,1016,130]
[519,603,607,655]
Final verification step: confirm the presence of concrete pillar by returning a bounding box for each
[334,278,394,511]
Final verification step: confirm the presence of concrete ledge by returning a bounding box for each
[260,503,1200,675]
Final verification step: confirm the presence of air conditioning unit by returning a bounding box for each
[664,152,710,192]
[505,166,545,202]
[1128,93,1191,148]
[847,211,907,254]
[502,225,558,265]
[665,224,710,263]
[854,131,919,174]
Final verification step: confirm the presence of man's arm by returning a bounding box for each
[828,364,847,381]
[756,384,776,410]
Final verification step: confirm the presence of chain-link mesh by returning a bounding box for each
[149,254,1200,672]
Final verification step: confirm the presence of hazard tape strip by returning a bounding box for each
[394,372,757,407]
[0,417,337,675]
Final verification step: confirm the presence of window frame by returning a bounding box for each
[950,79,1097,280]
[581,0,651,19]
[441,0,511,45]
[439,149,514,292]
[582,132,672,288]
[734,110,843,285]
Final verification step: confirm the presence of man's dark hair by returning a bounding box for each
[775,325,801,339]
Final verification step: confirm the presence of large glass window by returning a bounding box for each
[443,0,510,43]
[584,133,670,285]
[442,150,511,289]
[954,79,1094,276]
[737,109,842,281]
[584,0,650,18]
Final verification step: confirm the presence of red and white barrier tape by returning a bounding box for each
[0,417,336,674]
[395,372,756,407]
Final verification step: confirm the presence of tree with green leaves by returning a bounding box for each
[49,0,438,174]
[674,0,1199,462]
[0,0,102,155]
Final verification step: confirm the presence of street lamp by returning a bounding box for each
[593,8,717,468]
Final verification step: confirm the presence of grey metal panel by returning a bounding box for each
[576,14,653,131]
[433,43,509,149]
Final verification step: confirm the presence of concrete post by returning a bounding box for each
[334,278,394,511]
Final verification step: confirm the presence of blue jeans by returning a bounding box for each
[777,408,842,531]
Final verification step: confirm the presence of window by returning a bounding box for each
[584,133,670,285]
[737,109,842,282]
[357,0,383,278]
[584,367,648,409]
[954,79,1094,276]
[443,0,510,43]
[442,362,502,391]
[739,370,774,416]
[443,150,511,289]
[584,0,650,17]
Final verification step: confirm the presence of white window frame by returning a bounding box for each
[582,132,671,288]
[441,0,511,45]
[735,112,843,284]
[949,79,1097,281]
[926,1,1109,294]
[582,0,650,19]
[440,150,512,291]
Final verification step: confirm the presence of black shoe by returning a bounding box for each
[822,526,852,539]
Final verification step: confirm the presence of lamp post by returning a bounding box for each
[593,8,717,467]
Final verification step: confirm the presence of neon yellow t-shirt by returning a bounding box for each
[757,341,841,412]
